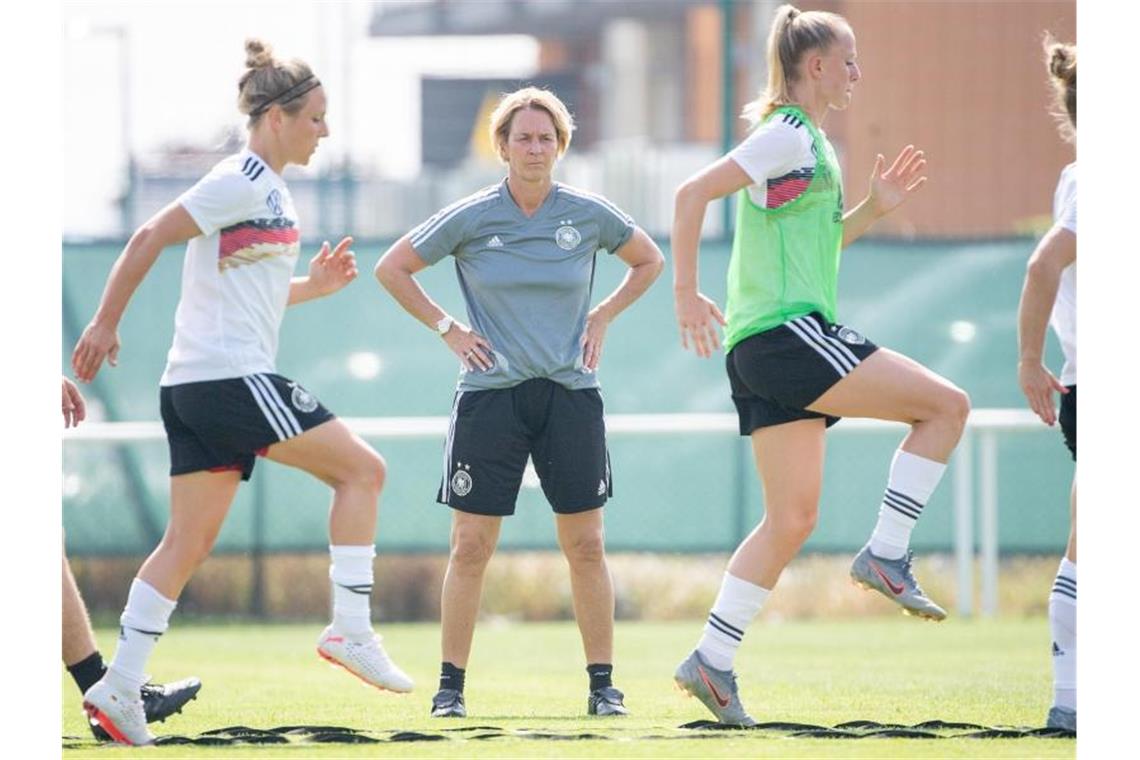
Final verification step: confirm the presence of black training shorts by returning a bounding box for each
[726,312,879,434]
[1059,384,1076,460]
[160,373,335,480]
[437,378,612,516]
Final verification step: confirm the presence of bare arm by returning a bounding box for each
[289,237,358,306]
[580,227,665,370]
[842,145,928,247]
[71,203,202,382]
[672,156,751,357]
[374,236,494,372]
[1017,224,1076,425]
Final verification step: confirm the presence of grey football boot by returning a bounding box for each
[850,546,947,621]
[674,650,756,727]
[587,686,629,716]
[1046,706,1076,732]
[430,688,466,718]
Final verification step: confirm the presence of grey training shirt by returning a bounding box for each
[410,179,636,392]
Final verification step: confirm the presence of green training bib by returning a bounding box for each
[723,105,845,351]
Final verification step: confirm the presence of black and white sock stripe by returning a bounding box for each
[1051,574,1076,602]
[705,612,744,643]
[242,374,303,441]
[120,625,164,641]
[883,487,924,521]
[785,316,860,377]
[440,391,465,501]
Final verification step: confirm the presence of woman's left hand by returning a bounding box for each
[307,237,358,296]
[867,145,927,218]
[581,308,610,372]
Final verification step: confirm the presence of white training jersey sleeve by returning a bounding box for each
[728,114,817,209]
[1050,162,1077,386]
[178,169,257,236]
[160,148,301,386]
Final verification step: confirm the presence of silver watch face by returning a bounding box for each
[436,317,452,334]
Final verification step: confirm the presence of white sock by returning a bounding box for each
[105,578,177,694]
[868,449,946,560]
[330,544,375,640]
[1050,557,1076,711]
[696,573,769,671]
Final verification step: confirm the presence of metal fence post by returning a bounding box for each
[953,431,975,617]
[250,469,267,618]
[980,431,1000,617]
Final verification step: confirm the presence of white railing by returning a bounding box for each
[65,409,1054,617]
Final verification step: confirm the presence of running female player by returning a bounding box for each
[669,4,969,725]
[1016,35,1077,733]
[71,39,412,744]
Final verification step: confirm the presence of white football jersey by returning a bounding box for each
[160,149,301,386]
[1049,163,1076,386]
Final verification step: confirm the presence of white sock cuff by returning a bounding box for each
[890,449,947,503]
[330,545,376,584]
[120,578,177,633]
[1058,557,1076,581]
[720,573,771,613]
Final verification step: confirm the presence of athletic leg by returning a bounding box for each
[677,418,827,725]
[809,349,967,618]
[1047,478,1076,729]
[63,552,100,674]
[265,419,412,692]
[440,511,502,668]
[85,470,239,744]
[556,507,613,665]
[555,507,628,715]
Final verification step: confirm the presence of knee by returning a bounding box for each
[449,529,496,572]
[160,529,216,570]
[561,529,607,567]
[939,386,971,430]
[338,449,386,497]
[767,502,818,545]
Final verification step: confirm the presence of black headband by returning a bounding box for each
[250,75,321,117]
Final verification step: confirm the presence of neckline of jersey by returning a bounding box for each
[500,178,559,221]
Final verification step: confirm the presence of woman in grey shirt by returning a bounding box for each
[376,86,663,719]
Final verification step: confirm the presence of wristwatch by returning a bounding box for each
[435,316,454,336]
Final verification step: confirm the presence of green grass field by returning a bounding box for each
[62,618,1074,758]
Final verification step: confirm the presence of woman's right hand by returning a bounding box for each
[72,321,121,383]
[443,322,496,372]
[675,289,726,358]
[1018,359,1068,426]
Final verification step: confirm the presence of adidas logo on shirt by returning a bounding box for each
[487,235,503,248]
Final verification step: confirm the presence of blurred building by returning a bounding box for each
[369,0,1076,239]
[115,0,1074,242]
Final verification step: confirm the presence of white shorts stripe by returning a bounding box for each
[254,374,303,436]
[410,190,497,249]
[441,391,464,501]
[787,319,852,375]
[242,376,288,441]
[797,315,861,366]
[248,374,301,437]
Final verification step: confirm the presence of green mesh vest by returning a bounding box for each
[724,105,845,352]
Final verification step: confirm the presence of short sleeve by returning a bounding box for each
[594,198,635,254]
[408,200,477,265]
[728,119,804,184]
[1058,181,1076,234]
[177,171,253,237]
